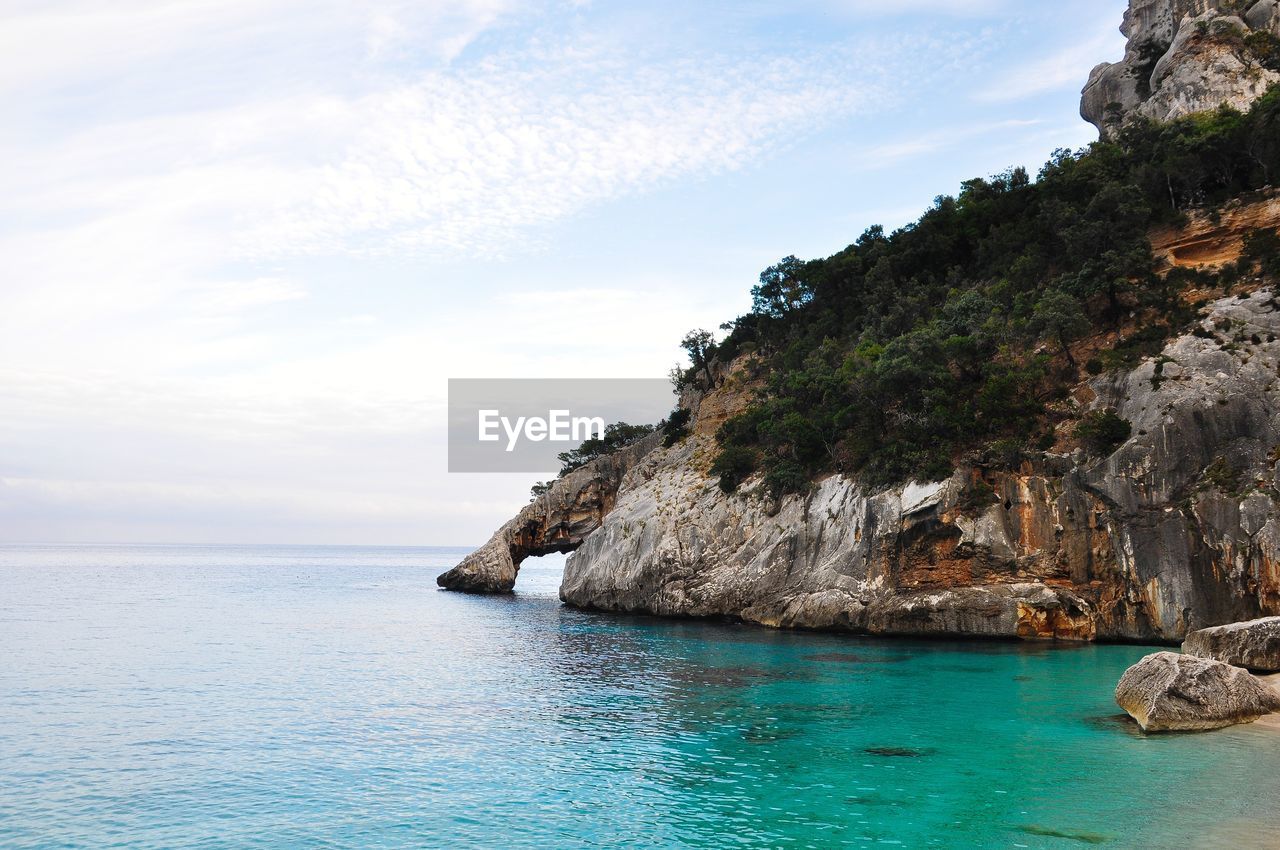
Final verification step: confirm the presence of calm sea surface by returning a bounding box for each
[2,544,1279,849]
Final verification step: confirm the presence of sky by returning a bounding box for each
[0,0,1128,545]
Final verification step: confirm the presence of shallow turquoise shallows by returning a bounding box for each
[3,545,1280,849]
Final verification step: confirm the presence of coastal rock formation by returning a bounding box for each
[436,433,662,593]
[1114,650,1280,731]
[1081,0,1280,138]
[546,288,1280,642]
[559,456,1104,639]
[444,287,1280,640]
[1184,616,1280,670]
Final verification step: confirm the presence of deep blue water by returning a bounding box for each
[2,544,1279,849]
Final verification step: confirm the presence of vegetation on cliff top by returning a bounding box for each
[682,87,1280,496]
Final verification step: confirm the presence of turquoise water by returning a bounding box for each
[2,545,1280,849]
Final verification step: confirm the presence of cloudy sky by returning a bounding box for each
[0,0,1126,545]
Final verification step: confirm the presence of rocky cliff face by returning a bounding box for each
[556,288,1280,642]
[1150,190,1280,269]
[443,281,1280,642]
[1082,0,1280,138]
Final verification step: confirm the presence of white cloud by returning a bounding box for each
[0,12,935,380]
[237,46,898,258]
[856,119,1041,168]
[0,26,910,335]
[974,28,1122,103]
[0,0,519,96]
[0,0,1040,544]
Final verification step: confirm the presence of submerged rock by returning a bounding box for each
[864,746,935,758]
[1183,617,1280,672]
[1114,651,1280,732]
[1018,825,1111,845]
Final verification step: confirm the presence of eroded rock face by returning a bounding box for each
[554,288,1280,642]
[1114,651,1280,731]
[1082,1,1280,138]
[559,449,1107,640]
[1184,616,1280,670]
[435,432,662,593]
[1149,190,1280,269]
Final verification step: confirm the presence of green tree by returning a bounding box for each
[680,329,717,388]
[751,256,812,318]
[710,445,756,493]
[557,422,655,475]
[700,85,1280,494]
[1029,291,1091,366]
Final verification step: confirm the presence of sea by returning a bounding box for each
[2,543,1279,849]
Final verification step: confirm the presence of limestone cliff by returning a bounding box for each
[1082,0,1280,138]
[441,278,1280,642]
[553,287,1280,643]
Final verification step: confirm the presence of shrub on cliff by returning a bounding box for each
[710,446,756,493]
[1244,228,1280,277]
[1075,410,1132,456]
[558,422,655,475]
[660,407,692,447]
[1247,30,1280,73]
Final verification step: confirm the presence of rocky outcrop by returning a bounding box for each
[1184,616,1280,670]
[444,288,1280,640]
[436,432,662,593]
[1114,650,1280,731]
[1248,0,1280,34]
[548,288,1280,642]
[1149,190,1280,269]
[1082,1,1280,138]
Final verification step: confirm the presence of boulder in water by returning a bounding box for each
[1114,651,1280,732]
